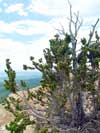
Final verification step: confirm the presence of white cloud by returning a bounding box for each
[0,20,53,36]
[75,0,100,18]
[11,20,52,36]
[0,21,13,33]
[5,3,28,16]
[0,37,49,71]
[12,18,72,37]
[28,0,67,16]
[30,0,48,15]
[0,19,65,37]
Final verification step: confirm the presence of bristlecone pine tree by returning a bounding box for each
[2,3,100,133]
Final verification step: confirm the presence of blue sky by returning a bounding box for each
[0,0,100,71]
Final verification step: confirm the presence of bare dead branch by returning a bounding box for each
[88,18,99,45]
[67,0,83,40]
[68,0,73,38]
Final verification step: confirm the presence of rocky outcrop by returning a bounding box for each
[0,104,14,126]
[0,104,14,133]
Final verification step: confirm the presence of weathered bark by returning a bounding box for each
[76,92,85,127]
[71,92,85,128]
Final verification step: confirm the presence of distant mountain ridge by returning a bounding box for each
[0,71,42,103]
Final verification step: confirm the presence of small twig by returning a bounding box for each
[53,22,66,36]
